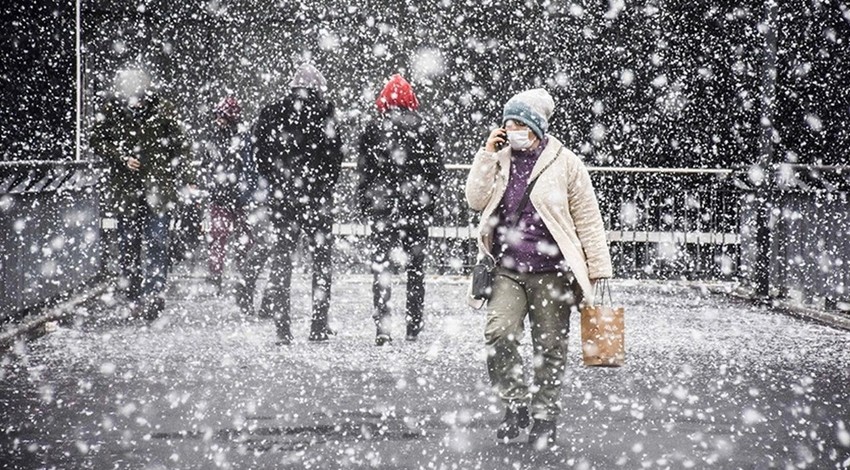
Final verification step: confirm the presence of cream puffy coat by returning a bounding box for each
[465,136,613,308]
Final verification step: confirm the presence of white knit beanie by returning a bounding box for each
[113,68,152,99]
[502,88,555,139]
[289,63,327,92]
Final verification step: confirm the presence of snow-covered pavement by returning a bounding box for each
[2,273,849,469]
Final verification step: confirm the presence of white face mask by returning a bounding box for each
[507,130,535,150]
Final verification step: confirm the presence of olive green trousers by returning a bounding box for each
[484,268,581,421]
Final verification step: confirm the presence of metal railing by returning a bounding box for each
[6,156,846,319]
[1,157,748,320]
[738,164,850,312]
[329,164,743,279]
[0,160,102,322]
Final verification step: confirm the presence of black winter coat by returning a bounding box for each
[201,125,256,209]
[253,88,343,218]
[356,110,443,226]
[90,95,193,213]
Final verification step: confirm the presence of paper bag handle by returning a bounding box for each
[591,279,614,307]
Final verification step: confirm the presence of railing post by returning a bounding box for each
[752,182,774,299]
[753,0,778,299]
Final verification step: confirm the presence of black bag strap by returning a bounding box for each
[506,145,563,228]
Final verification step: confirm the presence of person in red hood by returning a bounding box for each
[356,74,443,345]
[376,74,420,113]
[200,96,258,312]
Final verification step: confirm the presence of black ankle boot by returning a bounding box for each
[234,283,254,315]
[276,328,293,346]
[405,322,423,341]
[496,405,530,440]
[374,310,392,346]
[142,298,164,322]
[528,419,557,449]
[307,320,336,341]
[375,324,392,346]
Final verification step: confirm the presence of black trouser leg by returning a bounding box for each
[262,219,295,338]
[369,225,396,323]
[307,224,333,334]
[117,210,143,301]
[402,226,427,333]
[233,208,261,313]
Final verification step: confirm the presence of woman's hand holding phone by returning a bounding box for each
[485,128,508,153]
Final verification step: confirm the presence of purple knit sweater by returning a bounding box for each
[493,137,567,273]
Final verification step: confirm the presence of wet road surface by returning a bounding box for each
[2,272,849,469]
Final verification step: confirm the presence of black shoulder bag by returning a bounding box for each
[471,146,563,301]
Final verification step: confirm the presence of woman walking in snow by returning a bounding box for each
[465,88,612,449]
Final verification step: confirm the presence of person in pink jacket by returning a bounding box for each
[465,88,613,449]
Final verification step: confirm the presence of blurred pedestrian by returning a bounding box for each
[464,88,612,448]
[201,96,259,313]
[90,68,195,321]
[356,74,443,345]
[253,64,343,344]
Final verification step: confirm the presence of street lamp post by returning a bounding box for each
[75,0,81,161]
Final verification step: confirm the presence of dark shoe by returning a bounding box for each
[310,320,337,338]
[496,405,530,441]
[276,329,293,345]
[257,307,274,319]
[374,310,392,346]
[375,327,393,346]
[308,323,330,342]
[234,282,254,315]
[208,274,223,295]
[257,299,274,319]
[375,319,392,346]
[405,322,423,341]
[142,298,165,322]
[528,419,557,449]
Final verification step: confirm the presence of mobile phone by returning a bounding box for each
[494,129,508,150]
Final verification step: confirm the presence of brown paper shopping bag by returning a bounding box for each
[580,280,625,367]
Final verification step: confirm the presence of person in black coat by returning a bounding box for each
[253,64,343,344]
[90,68,194,321]
[356,74,443,345]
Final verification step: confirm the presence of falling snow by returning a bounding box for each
[2,1,850,469]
